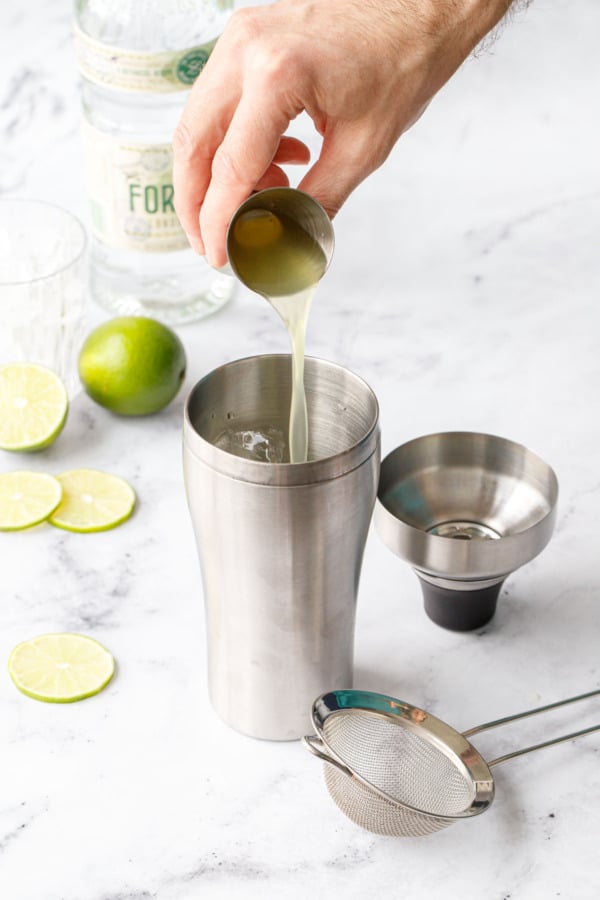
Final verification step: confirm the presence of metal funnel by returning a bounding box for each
[374,432,559,630]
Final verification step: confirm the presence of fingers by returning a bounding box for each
[297,134,362,219]
[273,136,311,166]
[173,6,311,264]
[298,122,392,218]
[249,137,311,197]
[199,89,294,266]
[254,164,290,192]
[172,79,240,254]
[174,91,308,261]
[172,123,208,254]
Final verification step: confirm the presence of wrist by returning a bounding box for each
[452,0,516,49]
[379,0,517,88]
[385,0,514,45]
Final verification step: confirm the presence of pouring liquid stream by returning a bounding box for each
[229,209,327,463]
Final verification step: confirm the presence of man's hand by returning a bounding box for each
[173,0,513,267]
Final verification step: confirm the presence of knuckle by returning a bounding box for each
[211,145,245,188]
[249,45,301,91]
[226,8,262,46]
[227,11,302,88]
[172,120,195,160]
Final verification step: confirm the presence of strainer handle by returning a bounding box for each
[487,722,600,767]
[302,735,354,777]
[462,688,600,768]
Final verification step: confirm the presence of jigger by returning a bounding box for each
[225,187,335,291]
[374,432,559,631]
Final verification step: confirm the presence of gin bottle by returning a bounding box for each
[74,0,235,325]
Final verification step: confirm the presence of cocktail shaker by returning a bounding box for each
[375,432,559,630]
[183,354,380,740]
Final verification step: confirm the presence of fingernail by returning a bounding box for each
[205,241,220,267]
[207,250,229,271]
[185,232,205,255]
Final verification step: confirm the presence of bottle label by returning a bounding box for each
[74,24,218,93]
[81,120,189,253]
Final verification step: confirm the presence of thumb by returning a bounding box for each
[297,124,380,218]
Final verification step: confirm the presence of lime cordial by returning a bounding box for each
[229,208,327,463]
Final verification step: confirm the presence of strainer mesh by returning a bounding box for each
[324,765,451,837]
[321,711,474,837]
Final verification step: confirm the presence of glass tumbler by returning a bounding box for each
[0,199,87,395]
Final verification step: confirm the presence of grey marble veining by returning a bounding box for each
[1,0,600,897]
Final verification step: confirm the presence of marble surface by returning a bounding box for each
[1,1,600,897]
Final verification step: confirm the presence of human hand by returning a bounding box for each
[173,0,512,267]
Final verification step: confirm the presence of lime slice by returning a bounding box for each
[0,471,63,531]
[0,363,68,452]
[48,468,135,533]
[8,633,115,703]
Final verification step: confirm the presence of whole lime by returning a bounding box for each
[78,317,186,416]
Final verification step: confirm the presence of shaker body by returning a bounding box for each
[183,354,380,740]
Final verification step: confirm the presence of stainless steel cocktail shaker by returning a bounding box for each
[375,432,558,630]
[183,354,380,740]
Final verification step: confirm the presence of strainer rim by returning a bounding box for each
[310,690,495,821]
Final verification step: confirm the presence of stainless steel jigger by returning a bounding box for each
[183,355,380,740]
[374,432,559,630]
[225,186,335,289]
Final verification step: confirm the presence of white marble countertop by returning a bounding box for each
[1,1,599,897]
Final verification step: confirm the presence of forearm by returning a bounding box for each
[454,0,530,53]
[340,0,524,111]
[401,0,523,66]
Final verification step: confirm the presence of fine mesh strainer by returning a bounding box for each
[303,688,600,837]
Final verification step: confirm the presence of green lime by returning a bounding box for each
[8,633,115,703]
[0,471,63,531]
[48,468,136,533]
[0,363,68,451]
[78,316,186,415]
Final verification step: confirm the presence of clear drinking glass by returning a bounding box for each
[0,199,87,394]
